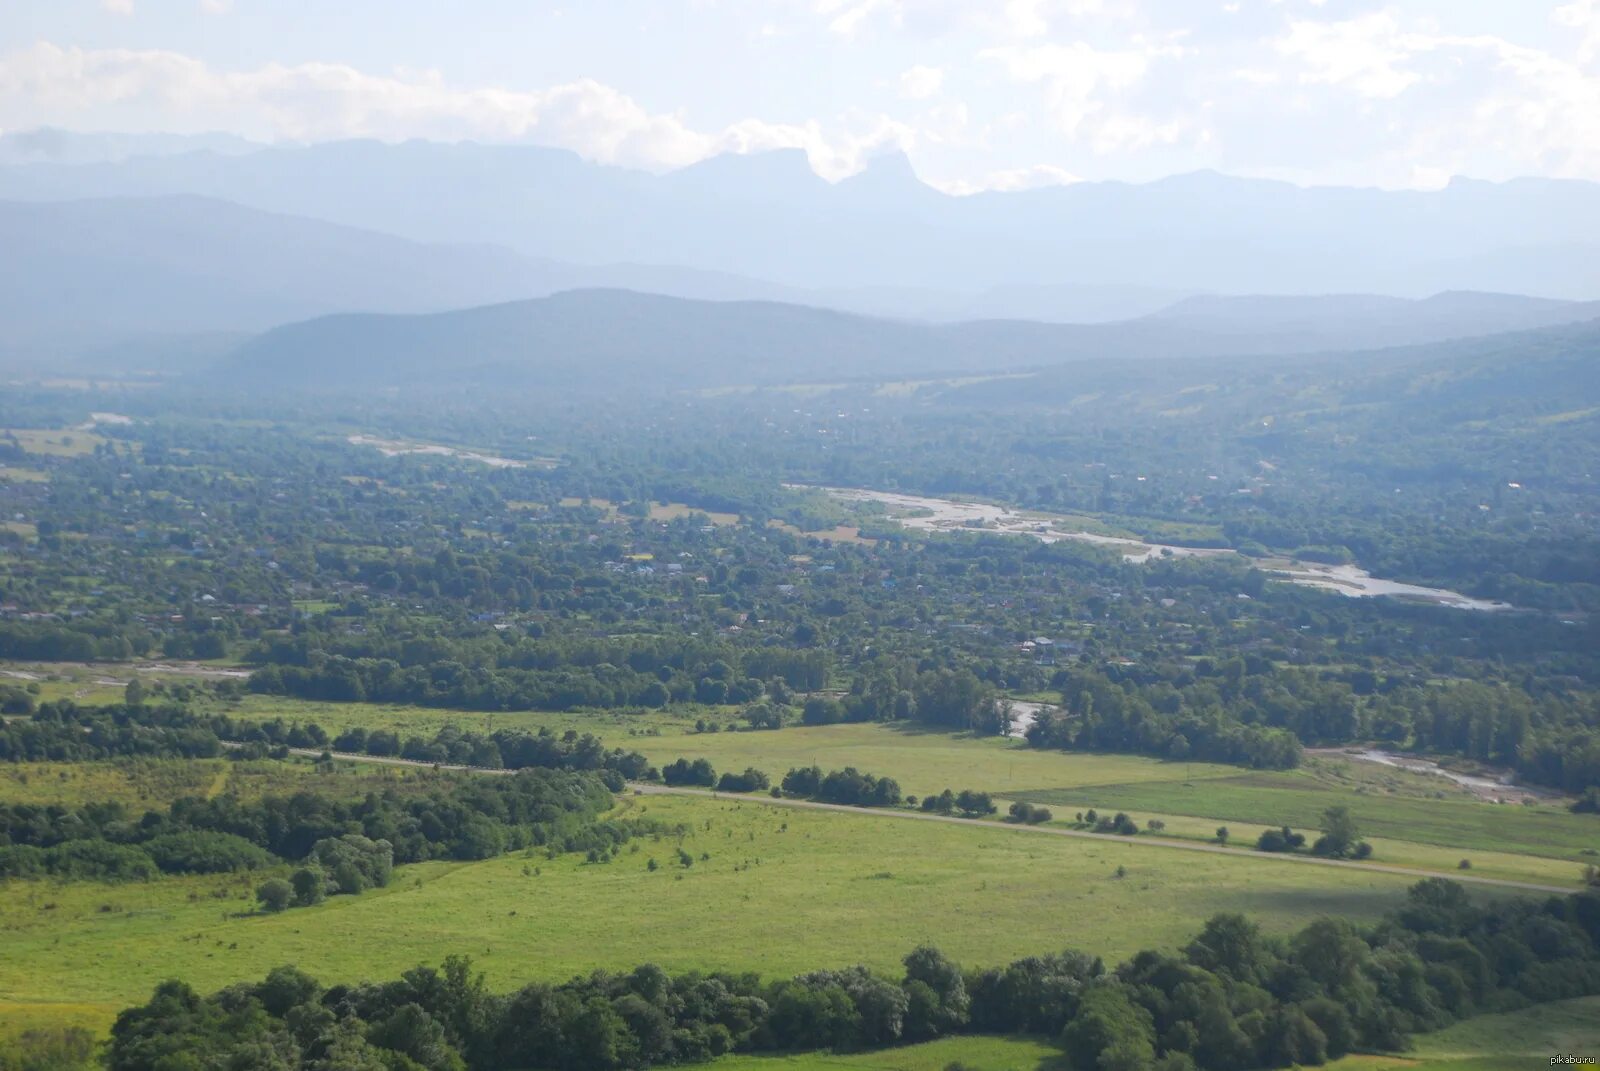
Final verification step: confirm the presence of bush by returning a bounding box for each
[955,790,996,817]
[290,867,326,907]
[663,757,717,787]
[142,831,275,875]
[1007,801,1052,824]
[716,767,771,793]
[1094,812,1140,836]
[1257,826,1306,853]
[41,840,158,881]
[256,878,292,913]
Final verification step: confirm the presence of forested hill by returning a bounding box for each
[218,288,1600,391]
[932,316,1600,414]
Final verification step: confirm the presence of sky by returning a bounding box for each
[0,1,1597,191]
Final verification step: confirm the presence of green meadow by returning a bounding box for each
[1325,995,1600,1070]
[217,696,1599,885]
[1010,770,1600,858]
[0,792,1446,1041]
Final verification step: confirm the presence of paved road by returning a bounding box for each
[274,745,1578,896]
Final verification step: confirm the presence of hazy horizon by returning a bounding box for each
[3,1,1598,192]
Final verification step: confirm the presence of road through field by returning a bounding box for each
[266,746,1577,895]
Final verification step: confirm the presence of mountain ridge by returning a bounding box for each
[216,287,1600,391]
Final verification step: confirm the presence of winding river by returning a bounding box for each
[812,486,1514,612]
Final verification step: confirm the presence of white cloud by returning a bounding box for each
[933,161,1081,194]
[979,41,1187,150]
[897,64,944,99]
[199,0,233,13]
[1554,0,1600,64]
[1275,11,1421,98]
[810,0,1130,40]
[0,42,919,180]
[101,0,134,13]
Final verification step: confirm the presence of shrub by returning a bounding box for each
[1257,826,1306,853]
[142,832,274,875]
[662,757,717,787]
[1007,801,1052,825]
[1095,812,1139,836]
[716,768,771,793]
[256,878,292,913]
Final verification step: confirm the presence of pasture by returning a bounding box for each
[1326,995,1600,1069]
[215,698,1600,885]
[0,792,1446,1042]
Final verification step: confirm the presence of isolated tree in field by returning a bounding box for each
[1215,826,1230,844]
[1313,805,1364,858]
[255,878,292,913]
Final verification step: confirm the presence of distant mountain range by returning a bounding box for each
[3,131,1598,300]
[218,287,1600,391]
[14,193,1599,373]
[0,195,1190,363]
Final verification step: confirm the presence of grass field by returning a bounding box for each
[713,1035,1064,1070]
[216,698,1599,885]
[1326,995,1600,1069]
[2,428,107,457]
[226,699,1240,795]
[1011,770,1600,859]
[0,792,1457,1042]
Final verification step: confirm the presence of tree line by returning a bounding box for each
[0,766,636,883]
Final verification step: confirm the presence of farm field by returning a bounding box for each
[0,792,1451,1042]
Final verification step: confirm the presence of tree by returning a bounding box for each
[256,878,292,913]
[954,790,996,817]
[1060,984,1156,1071]
[1215,826,1230,845]
[291,866,326,907]
[902,947,968,1038]
[662,757,716,787]
[1313,805,1363,858]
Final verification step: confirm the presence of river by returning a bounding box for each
[1310,748,1553,803]
[348,434,531,469]
[811,486,1513,611]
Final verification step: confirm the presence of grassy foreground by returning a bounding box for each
[1326,995,1600,1069]
[0,792,1447,1041]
